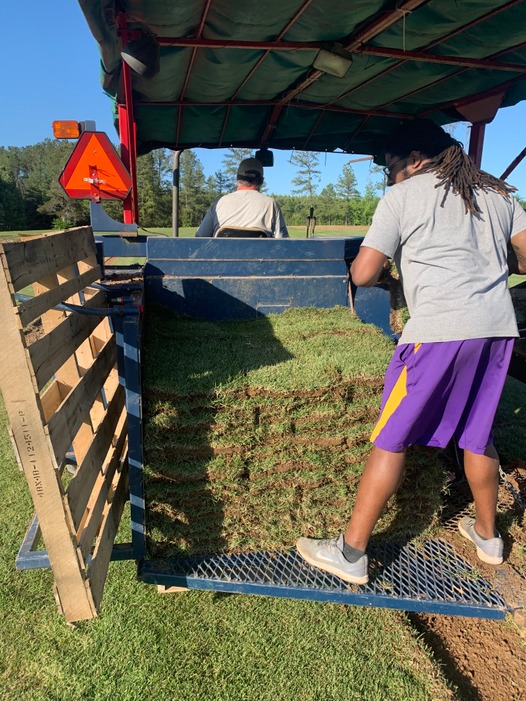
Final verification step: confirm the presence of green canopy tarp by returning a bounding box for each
[79,0,526,157]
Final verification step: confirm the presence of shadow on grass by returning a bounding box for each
[407,613,483,701]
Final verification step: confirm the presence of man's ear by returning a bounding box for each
[407,150,429,173]
[409,150,423,166]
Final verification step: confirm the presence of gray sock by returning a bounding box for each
[342,537,365,563]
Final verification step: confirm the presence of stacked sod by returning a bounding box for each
[143,305,446,558]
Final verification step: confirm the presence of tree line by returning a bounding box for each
[1,141,523,232]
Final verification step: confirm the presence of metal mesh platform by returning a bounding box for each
[139,539,506,619]
[440,473,521,533]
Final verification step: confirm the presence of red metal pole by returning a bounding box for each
[117,14,139,225]
[500,146,526,181]
[468,123,486,168]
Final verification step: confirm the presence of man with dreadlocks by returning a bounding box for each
[296,118,526,584]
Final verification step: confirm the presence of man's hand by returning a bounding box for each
[377,258,394,284]
[350,247,390,287]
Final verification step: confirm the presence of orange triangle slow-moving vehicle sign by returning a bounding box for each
[59,131,132,200]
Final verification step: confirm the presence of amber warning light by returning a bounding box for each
[52,120,82,139]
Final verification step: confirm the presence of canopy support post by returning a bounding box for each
[172,150,183,237]
[468,122,486,167]
[117,15,139,226]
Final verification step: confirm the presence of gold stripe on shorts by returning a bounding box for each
[370,343,421,444]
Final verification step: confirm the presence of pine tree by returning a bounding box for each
[211,170,230,197]
[318,184,338,226]
[358,180,381,225]
[368,163,387,196]
[0,140,78,229]
[180,150,209,227]
[0,167,26,230]
[38,179,89,229]
[335,163,359,225]
[136,149,172,227]
[291,151,320,198]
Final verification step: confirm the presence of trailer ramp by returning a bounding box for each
[139,538,506,620]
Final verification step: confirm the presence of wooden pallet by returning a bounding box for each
[0,227,128,622]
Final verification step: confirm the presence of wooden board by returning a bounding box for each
[157,585,189,594]
[77,420,127,559]
[34,269,102,473]
[3,227,96,292]
[18,267,100,327]
[67,384,126,528]
[46,336,117,465]
[28,293,106,390]
[87,454,129,609]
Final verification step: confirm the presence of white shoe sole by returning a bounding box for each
[296,541,369,585]
[458,521,503,565]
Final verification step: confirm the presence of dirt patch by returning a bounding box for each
[413,466,526,701]
[409,612,526,701]
[24,319,44,345]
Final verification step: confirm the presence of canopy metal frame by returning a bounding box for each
[107,0,523,227]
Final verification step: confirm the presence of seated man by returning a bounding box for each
[195,158,289,238]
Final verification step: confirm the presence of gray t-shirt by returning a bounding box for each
[195,189,289,238]
[362,172,526,343]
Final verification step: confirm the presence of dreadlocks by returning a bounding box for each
[384,119,516,215]
[417,142,516,215]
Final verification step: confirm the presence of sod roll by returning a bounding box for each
[143,305,446,557]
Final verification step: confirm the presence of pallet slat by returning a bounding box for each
[35,271,102,468]
[67,384,127,529]
[78,429,128,561]
[18,267,101,327]
[87,455,129,610]
[3,227,97,292]
[28,290,107,390]
[40,380,68,423]
[46,336,117,464]
[89,368,120,432]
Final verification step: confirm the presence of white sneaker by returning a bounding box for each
[458,516,504,565]
[296,534,368,584]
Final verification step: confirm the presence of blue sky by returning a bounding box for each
[2,1,526,197]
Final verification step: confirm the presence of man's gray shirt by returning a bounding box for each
[195,189,289,238]
[362,172,526,343]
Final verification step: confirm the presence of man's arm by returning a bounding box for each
[273,203,289,238]
[509,229,526,274]
[195,205,216,237]
[350,246,390,287]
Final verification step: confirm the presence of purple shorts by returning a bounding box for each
[370,338,514,455]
